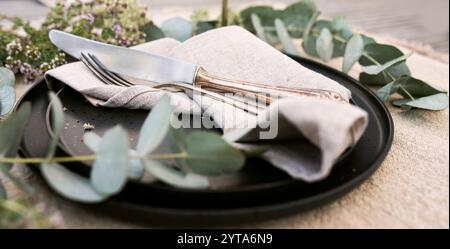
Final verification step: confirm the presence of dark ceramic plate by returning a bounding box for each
[17,55,394,225]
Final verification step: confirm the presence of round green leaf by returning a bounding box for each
[393,93,449,111]
[91,126,129,195]
[41,163,106,203]
[140,22,166,42]
[343,34,364,73]
[46,92,64,159]
[397,76,446,98]
[161,17,193,42]
[274,18,299,55]
[0,85,15,116]
[362,52,412,75]
[302,19,328,57]
[0,67,15,87]
[376,81,398,102]
[196,21,217,34]
[136,95,172,155]
[316,28,334,62]
[0,181,6,199]
[0,103,31,157]
[183,132,246,176]
[240,6,281,33]
[84,132,144,180]
[331,16,351,34]
[281,1,317,38]
[143,160,209,189]
[359,43,411,85]
[251,14,268,42]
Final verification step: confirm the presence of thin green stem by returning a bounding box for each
[221,0,228,26]
[263,26,348,44]
[399,86,415,101]
[362,52,381,66]
[0,153,189,165]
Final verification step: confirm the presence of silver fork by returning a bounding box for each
[80,52,264,115]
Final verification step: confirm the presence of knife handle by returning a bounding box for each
[194,67,347,103]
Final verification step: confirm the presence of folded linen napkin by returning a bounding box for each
[45,26,368,182]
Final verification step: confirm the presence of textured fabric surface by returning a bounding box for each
[2,32,448,229]
[44,26,368,181]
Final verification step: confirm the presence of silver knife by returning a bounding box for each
[49,30,345,103]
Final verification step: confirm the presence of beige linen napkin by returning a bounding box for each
[45,26,368,182]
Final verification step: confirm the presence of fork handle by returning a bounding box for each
[194,67,347,103]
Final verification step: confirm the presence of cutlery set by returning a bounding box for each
[49,30,346,114]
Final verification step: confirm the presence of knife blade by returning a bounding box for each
[49,30,199,84]
[49,30,347,104]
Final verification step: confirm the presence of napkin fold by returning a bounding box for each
[45,26,368,182]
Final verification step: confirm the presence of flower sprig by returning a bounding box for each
[0,0,157,83]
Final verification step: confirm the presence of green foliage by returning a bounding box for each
[343,35,364,73]
[136,95,172,155]
[41,163,107,203]
[91,126,129,195]
[243,1,447,110]
[376,76,448,110]
[275,18,299,55]
[182,132,246,176]
[161,17,193,42]
[0,94,246,204]
[316,28,334,62]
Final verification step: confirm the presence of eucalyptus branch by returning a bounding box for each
[0,152,189,165]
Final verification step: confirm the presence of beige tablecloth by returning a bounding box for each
[3,33,449,228]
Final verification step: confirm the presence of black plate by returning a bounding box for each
[17,56,394,225]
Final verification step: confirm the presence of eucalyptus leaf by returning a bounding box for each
[143,160,209,189]
[330,16,353,57]
[0,181,6,199]
[160,17,193,42]
[0,103,31,158]
[46,92,64,159]
[331,16,352,34]
[316,28,334,62]
[302,18,327,57]
[274,18,299,55]
[251,14,267,42]
[240,6,281,32]
[342,34,364,73]
[83,132,101,151]
[359,43,411,85]
[396,76,447,98]
[196,21,217,34]
[0,67,15,87]
[139,22,165,42]
[84,132,144,180]
[281,0,316,38]
[41,163,106,203]
[136,95,172,155]
[393,93,449,111]
[168,126,189,170]
[361,34,376,45]
[183,132,246,176]
[376,81,398,102]
[91,126,129,195]
[0,85,15,116]
[362,52,412,75]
